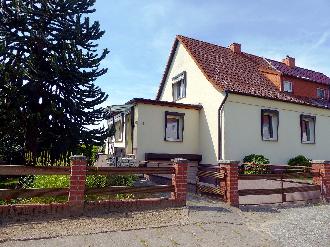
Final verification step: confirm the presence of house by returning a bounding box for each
[106,35,330,167]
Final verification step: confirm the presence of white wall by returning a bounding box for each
[223,94,330,163]
[135,103,200,161]
[159,42,225,164]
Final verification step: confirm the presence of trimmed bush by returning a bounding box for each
[243,154,270,164]
[241,154,270,174]
[288,155,311,167]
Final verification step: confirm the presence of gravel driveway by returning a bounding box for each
[0,194,329,247]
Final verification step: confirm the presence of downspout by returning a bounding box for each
[218,91,229,160]
[131,106,135,154]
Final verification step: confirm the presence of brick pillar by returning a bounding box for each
[219,160,239,207]
[312,160,330,202]
[171,158,188,205]
[69,155,87,215]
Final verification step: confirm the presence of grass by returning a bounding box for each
[0,174,139,205]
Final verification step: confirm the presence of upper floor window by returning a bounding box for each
[300,115,315,144]
[172,71,186,101]
[317,88,327,99]
[283,81,293,93]
[164,111,184,142]
[261,109,279,141]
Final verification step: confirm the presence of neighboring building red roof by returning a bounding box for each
[267,59,330,85]
[156,35,330,109]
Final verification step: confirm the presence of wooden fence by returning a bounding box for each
[0,156,189,219]
[196,166,226,197]
[238,164,321,203]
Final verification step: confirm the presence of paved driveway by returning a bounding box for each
[0,194,329,247]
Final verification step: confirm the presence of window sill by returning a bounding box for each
[164,139,183,142]
[301,141,315,144]
[173,97,186,102]
[262,138,278,142]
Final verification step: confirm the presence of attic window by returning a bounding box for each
[317,88,326,99]
[300,115,315,144]
[261,109,279,141]
[283,81,293,93]
[172,71,186,101]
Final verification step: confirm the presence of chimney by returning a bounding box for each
[282,56,295,68]
[229,43,241,53]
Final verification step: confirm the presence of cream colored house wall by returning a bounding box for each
[223,94,330,163]
[159,43,225,164]
[135,103,200,161]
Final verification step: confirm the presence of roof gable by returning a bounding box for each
[156,35,330,109]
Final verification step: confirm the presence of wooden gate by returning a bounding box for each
[196,165,226,198]
[238,164,321,204]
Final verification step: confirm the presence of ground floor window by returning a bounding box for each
[114,116,123,142]
[261,109,279,141]
[164,111,184,141]
[300,115,316,144]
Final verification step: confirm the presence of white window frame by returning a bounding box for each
[261,109,279,141]
[300,115,316,144]
[172,71,186,101]
[114,115,124,142]
[164,111,184,142]
[317,88,327,99]
[283,81,293,93]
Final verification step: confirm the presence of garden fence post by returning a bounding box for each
[219,160,239,207]
[312,160,330,202]
[69,155,87,215]
[171,158,188,206]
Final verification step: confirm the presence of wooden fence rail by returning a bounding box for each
[0,156,189,218]
[0,165,70,175]
[196,167,226,196]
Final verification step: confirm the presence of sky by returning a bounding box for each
[92,0,330,107]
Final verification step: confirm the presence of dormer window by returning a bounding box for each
[283,81,293,93]
[172,71,186,101]
[317,88,326,99]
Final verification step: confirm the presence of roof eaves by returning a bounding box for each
[155,37,179,100]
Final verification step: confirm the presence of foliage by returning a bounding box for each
[0,0,110,162]
[240,163,271,175]
[241,154,270,174]
[243,154,270,164]
[76,144,101,166]
[288,155,311,167]
[30,175,69,189]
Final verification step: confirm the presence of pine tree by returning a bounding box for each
[0,0,109,162]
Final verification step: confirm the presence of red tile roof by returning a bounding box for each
[267,59,330,85]
[156,35,330,109]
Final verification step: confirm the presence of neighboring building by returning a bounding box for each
[106,35,330,165]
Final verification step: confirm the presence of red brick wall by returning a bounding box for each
[312,161,330,202]
[282,76,329,100]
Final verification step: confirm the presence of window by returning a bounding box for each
[300,115,315,144]
[172,71,186,101]
[164,111,184,141]
[114,117,123,142]
[283,81,293,93]
[261,109,279,141]
[317,88,326,99]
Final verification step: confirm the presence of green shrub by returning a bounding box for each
[241,154,270,174]
[288,155,311,167]
[243,154,270,164]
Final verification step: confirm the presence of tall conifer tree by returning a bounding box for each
[0,0,109,161]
